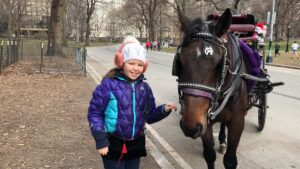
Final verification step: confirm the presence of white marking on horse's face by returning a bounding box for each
[204,46,213,56]
[196,47,202,58]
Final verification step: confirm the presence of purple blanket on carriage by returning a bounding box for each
[239,41,261,94]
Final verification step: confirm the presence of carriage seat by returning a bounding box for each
[207,13,258,42]
[239,40,261,94]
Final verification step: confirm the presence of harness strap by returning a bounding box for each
[181,88,213,99]
[209,74,242,120]
[209,34,243,120]
[240,73,269,82]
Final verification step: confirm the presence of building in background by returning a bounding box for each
[22,0,51,37]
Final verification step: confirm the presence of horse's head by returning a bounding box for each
[173,8,232,138]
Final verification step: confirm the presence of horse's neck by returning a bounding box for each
[226,33,240,68]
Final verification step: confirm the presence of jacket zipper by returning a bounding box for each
[131,83,136,139]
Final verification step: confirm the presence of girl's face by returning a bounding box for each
[123,59,144,80]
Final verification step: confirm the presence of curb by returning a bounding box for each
[266,63,300,70]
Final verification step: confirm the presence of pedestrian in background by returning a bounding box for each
[87,36,177,169]
[291,41,299,57]
[157,41,161,51]
[275,43,280,57]
[145,40,151,51]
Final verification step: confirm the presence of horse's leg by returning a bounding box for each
[223,118,244,169]
[201,124,216,169]
[218,122,227,154]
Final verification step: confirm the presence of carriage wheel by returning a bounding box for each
[257,93,267,131]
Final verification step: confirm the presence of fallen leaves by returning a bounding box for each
[0,61,99,168]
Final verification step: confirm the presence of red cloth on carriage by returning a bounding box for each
[239,40,261,94]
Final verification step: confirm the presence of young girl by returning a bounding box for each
[88,36,177,169]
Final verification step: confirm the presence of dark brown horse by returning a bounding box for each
[173,8,248,169]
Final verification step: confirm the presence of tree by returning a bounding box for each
[70,1,87,43]
[136,0,168,41]
[47,0,67,56]
[123,1,146,39]
[273,0,300,40]
[2,0,17,41]
[68,0,87,42]
[15,0,27,41]
[85,0,110,46]
[62,0,71,46]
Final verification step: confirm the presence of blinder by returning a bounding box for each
[172,46,181,77]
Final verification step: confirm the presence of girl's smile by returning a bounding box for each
[123,59,144,80]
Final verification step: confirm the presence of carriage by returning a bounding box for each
[205,12,284,131]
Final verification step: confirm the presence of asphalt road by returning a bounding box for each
[86,45,300,169]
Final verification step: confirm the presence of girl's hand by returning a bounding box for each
[98,147,109,156]
[164,102,177,113]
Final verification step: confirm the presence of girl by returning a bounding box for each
[88,36,177,169]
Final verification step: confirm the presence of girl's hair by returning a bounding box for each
[102,68,121,82]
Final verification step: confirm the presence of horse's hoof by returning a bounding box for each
[218,143,227,154]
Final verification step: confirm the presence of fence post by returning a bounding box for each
[40,42,44,73]
[75,43,81,64]
[16,39,19,62]
[0,40,3,73]
[83,47,87,76]
[21,40,23,60]
[12,39,16,64]
[6,41,10,66]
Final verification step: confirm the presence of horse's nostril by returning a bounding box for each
[196,123,203,133]
[180,120,203,138]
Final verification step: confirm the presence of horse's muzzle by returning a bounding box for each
[180,119,203,139]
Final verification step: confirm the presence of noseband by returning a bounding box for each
[174,32,243,120]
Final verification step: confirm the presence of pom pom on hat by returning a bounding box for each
[123,36,140,44]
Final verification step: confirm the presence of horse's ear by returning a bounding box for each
[215,8,232,37]
[177,5,191,33]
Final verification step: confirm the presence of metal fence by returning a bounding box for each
[0,39,86,75]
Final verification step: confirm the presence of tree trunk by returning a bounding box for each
[62,0,68,47]
[148,21,155,41]
[85,16,91,46]
[76,18,80,43]
[85,0,95,46]
[139,27,143,40]
[47,0,65,57]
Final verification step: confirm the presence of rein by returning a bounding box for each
[176,32,243,120]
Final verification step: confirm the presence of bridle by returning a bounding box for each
[173,31,243,120]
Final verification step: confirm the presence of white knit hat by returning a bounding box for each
[123,36,140,44]
[122,42,147,64]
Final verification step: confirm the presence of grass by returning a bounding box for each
[267,51,300,67]
[161,47,177,53]
[67,40,116,48]
[0,38,116,48]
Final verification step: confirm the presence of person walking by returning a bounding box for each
[275,43,280,57]
[157,41,161,51]
[291,41,299,57]
[145,40,151,51]
[87,36,177,169]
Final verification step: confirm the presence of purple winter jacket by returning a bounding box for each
[88,73,170,149]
